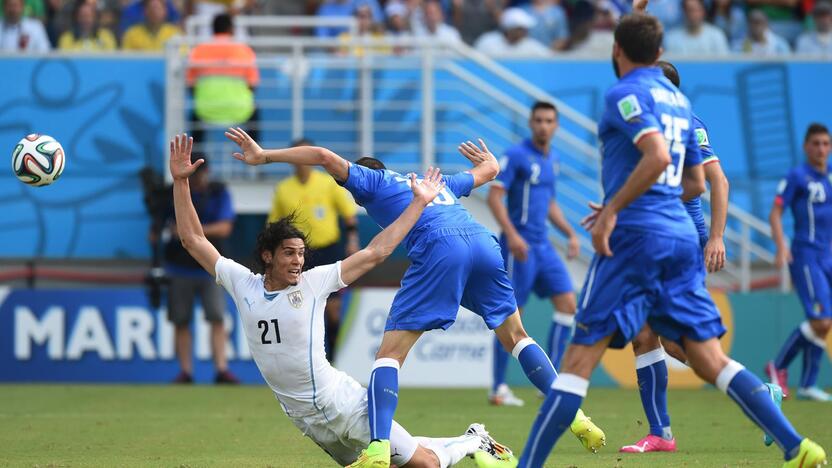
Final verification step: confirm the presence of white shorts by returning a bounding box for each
[286,372,418,466]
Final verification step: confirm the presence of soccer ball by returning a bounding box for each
[12,134,66,187]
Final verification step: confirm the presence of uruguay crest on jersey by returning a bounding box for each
[288,290,304,308]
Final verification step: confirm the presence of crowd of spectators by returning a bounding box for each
[1,0,829,56]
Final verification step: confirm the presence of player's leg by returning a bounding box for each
[168,276,195,383]
[199,278,239,383]
[368,330,422,444]
[491,236,533,406]
[766,254,817,397]
[797,318,831,401]
[620,325,675,453]
[684,337,826,465]
[533,242,576,373]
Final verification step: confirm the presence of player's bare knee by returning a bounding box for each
[685,339,729,384]
[402,447,440,468]
[632,326,661,355]
[661,339,688,363]
[552,292,577,314]
[810,318,832,338]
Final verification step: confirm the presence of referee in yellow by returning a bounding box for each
[268,138,360,361]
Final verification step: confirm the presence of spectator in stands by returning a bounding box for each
[556,0,615,55]
[119,0,179,37]
[745,0,803,44]
[337,4,390,56]
[316,0,383,38]
[385,1,411,36]
[733,9,791,55]
[642,0,683,30]
[475,7,552,57]
[267,138,360,362]
[122,0,181,51]
[522,0,568,49]
[451,0,502,45]
[708,0,747,43]
[416,0,462,42]
[163,158,239,384]
[186,13,259,150]
[796,1,832,55]
[57,0,116,51]
[0,0,43,20]
[664,0,730,55]
[0,0,50,52]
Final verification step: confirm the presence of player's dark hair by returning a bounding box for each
[213,13,233,34]
[253,215,308,274]
[656,60,680,87]
[355,157,386,170]
[291,138,314,147]
[614,14,663,65]
[531,101,558,118]
[142,0,163,9]
[805,123,830,143]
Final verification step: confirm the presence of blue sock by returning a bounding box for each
[801,342,824,388]
[774,326,809,369]
[717,361,803,460]
[514,338,557,393]
[635,348,671,439]
[492,336,510,393]
[547,312,574,372]
[518,374,588,468]
[367,358,399,441]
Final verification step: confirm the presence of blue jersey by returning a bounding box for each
[598,66,702,236]
[683,114,721,247]
[776,162,832,253]
[496,139,558,244]
[341,163,484,252]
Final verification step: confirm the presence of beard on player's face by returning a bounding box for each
[265,239,306,287]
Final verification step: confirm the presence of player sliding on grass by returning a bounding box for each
[474,13,826,468]
[225,129,606,467]
[168,133,509,467]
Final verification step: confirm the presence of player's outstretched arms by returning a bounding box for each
[340,168,445,285]
[681,163,706,202]
[169,134,221,276]
[224,127,350,182]
[458,138,500,188]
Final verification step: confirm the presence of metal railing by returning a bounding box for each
[165,16,784,292]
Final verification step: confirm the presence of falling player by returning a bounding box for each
[168,133,509,467]
[487,101,580,407]
[224,129,606,467]
[475,13,826,468]
[767,123,832,402]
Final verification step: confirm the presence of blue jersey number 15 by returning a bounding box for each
[656,113,689,187]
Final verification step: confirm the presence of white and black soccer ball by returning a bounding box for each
[12,134,66,187]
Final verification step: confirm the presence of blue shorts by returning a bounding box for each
[789,248,832,320]
[387,229,518,331]
[500,235,573,308]
[574,228,726,349]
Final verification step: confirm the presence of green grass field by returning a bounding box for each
[1,385,828,467]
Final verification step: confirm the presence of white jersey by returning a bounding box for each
[215,256,348,416]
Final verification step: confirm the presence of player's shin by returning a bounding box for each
[716,360,803,460]
[518,374,588,468]
[368,358,400,441]
[414,436,481,468]
[513,338,557,393]
[635,348,672,440]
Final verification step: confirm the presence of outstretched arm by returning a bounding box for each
[340,168,445,285]
[169,134,221,277]
[225,127,350,182]
[457,139,500,188]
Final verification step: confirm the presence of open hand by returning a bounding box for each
[458,138,497,167]
[225,127,265,165]
[169,134,202,180]
[411,167,446,205]
[703,237,726,273]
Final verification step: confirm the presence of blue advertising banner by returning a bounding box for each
[0,287,264,383]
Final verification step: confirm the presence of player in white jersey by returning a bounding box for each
[168,134,511,467]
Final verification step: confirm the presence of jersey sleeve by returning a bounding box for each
[214,256,254,295]
[604,85,662,145]
[494,150,517,188]
[693,116,719,165]
[341,163,385,204]
[304,261,348,298]
[443,172,475,198]
[775,170,799,207]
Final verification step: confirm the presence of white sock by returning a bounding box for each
[415,435,480,468]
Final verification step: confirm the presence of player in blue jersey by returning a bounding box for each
[224,129,606,467]
[767,123,832,402]
[475,13,826,468]
[616,60,733,454]
[487,101,580,407]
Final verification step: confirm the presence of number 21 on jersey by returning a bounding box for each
[656,113,689,187]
